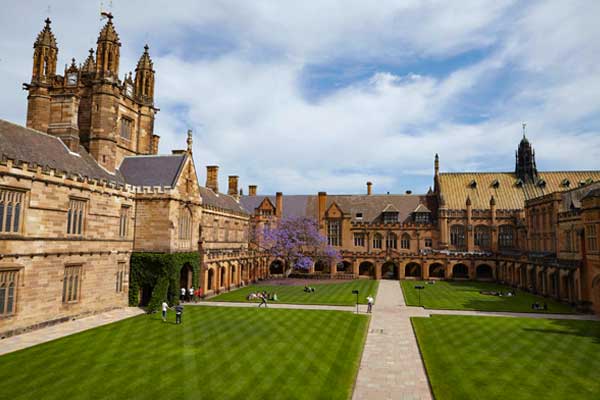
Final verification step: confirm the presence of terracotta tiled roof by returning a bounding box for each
[439,171,600,210]
[0,119,124,184]
[199,187,247,215]
[119,154,186,187]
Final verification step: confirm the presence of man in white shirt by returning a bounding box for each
[180,287,186,302]
[367,295,374,313]
[161,301,169,322]
[188,287,194,302]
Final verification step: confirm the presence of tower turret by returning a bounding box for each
[515,123,538,181]
[134,45,155,104]
[95,13,121,79]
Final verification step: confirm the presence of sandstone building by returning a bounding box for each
[0,16,266,338]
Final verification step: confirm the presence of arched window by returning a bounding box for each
[450,225,466,249]
[178,207,192,247]
[373,233,382,249]
[474,225,491,249]
[400,233,410,249]
[386,232,397,249]
[499,225,515,249]
[0,270,17,315]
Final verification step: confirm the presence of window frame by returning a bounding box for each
[353,232,365,247]
[327,219,341,247]
[67,198,87,237]
[0,188,26,235]
[120,116,133,140]
[372,233,383,249]
[0,268,19,316]
[62,265,83,304]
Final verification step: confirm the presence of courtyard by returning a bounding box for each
[0,307,368,400]
[401,280,575,313]
[208,279,379,306]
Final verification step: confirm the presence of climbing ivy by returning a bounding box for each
[129,252,199,311]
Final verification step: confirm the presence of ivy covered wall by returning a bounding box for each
[129,252,199,311]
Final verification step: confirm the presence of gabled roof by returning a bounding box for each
[382,203,400,213]
[413,204,431,213]
[199,186,247,215]
[439,171,600,210]
[119,154,186,187]
[560,181,600,211]
[0,119,124,184]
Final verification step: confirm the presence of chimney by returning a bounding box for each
[206,165,219,192]
[276,192,283,218]
[248,185,257,196]
[367,181,373,195]
[151,135,160,154]
[228,175,239,197]
[318,191,327,223]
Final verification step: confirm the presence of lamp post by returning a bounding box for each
[414,285,425,307]
[352,289,359,314]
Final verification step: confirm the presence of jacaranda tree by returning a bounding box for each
[259,217,340,276]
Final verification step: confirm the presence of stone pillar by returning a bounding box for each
[466,197,474,252]
[399,262,406,279]
[248,185,257,196]
[352,260,359,278]
[375,262,382,280]
[422,261,429,280]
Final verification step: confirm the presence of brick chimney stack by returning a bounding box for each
[228,175,239,197]
[276,192,283,218]
[206,166,219,192]
[367,181,373,195]
[248,185,257,196]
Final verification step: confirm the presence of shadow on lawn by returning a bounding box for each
[522,319,600,344]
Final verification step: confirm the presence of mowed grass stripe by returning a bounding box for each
[401,280,575,313]
[0,307,368,400]
[209,279,379,306]
[412,315,600,400]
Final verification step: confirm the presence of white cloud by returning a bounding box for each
[1,0,599,194]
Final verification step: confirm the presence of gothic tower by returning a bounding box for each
[94,13,121,79]
[134,45,155,105]
[26,18,58,132]
[515,127,538,181]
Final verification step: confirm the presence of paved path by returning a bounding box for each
[353,280,432,400]
[0,307,145,356]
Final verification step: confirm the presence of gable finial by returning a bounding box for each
[187,129,193,153]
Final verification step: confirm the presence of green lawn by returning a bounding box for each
[0,307,368,400]
[208,280,379,306]
[412,315,600,400]
[401,280,575,313]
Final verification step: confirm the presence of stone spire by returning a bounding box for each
[134,44,155,104]
[82,48,95,74]
[515,123,538,181]
[95,13,121,78]
[31,18,58,83]
[187,129,193,153]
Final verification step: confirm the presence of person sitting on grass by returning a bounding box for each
[304,286,309,292]
[273,293,278,301]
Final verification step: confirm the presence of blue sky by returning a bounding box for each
[1,1,599,195]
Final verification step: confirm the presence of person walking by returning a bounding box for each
[175,304,184,324]
[161,300,169,322]
[258,293,268,308]
[366,295,374,313]
[180,287,186,302]
[188,287,194,302]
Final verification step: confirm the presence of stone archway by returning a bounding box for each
[314,259,329,273]
[428,263,445,278]
[207,268,215,291]
[404,262,421,278]
[337,261,353,273]
[359,261,375,278]
[452,263,469,279]
[220,266,226,288]
[180,263,193,290]
[476,264,493,281]
[381,261,398,280]
[269,260,284,275]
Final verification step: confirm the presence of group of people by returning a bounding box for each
[180,287,202,302]
[247,291,278,307]
[532,302,548,311]
[161,301,184,324]
[304,286,316,293]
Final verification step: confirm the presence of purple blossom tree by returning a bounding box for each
[258,217,340,276]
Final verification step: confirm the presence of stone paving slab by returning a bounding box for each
[0,307,145,356]
[353,280,433,400]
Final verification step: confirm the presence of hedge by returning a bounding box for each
[129,252,199,311]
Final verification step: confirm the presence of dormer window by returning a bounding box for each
[469,179,477,188]
[515,178,523,187]
[355,212,363,220]
[414,213,430,224]
[561,179,570,187]
[382,212,398,224]
[491,179,499,188]
[537,179,546,188]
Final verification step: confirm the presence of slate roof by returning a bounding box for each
[199,186,248,214]
[560,181,600,211]
[0,118,125,184]
[119,154,186,187]
[439,171,600,210]
[240,194,430,223]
